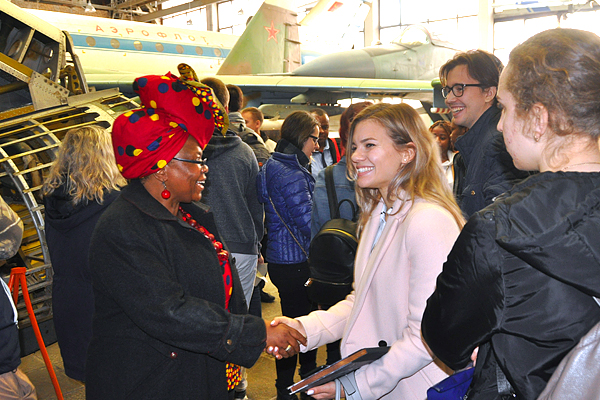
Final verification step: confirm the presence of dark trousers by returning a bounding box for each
[268,262,318,392]
[248,285,262,318]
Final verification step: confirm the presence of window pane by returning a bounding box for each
[380,0,400,28]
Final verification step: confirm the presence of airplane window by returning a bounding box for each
[196,47,203,55]
[392,26,429,47]
[134,41,143,50]
[111,39,120,49]
[86,37,96,47]
[156,43,164,52]
[176,45,184,54]
[214,48,222,57]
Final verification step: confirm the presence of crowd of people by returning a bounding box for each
[2,27,600,400]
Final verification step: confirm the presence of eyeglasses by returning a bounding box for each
[172,157,207,167]
[441,83,485,99]
[309,135,319,144]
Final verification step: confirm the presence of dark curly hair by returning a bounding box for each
[505,28,600,140]
[429,120,453,151]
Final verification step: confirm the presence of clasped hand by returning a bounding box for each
[264,317,307,359]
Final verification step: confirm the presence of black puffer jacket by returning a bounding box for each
[422,172,600,399]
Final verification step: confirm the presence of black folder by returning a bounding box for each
[288,346,390,395]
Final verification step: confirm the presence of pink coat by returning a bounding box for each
[298,196,460,399]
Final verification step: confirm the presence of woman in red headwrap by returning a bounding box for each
[85,73,306,400]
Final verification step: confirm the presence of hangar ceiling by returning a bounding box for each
[12,0,223,21]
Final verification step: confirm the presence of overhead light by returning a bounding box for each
[187,19,193,25]
[84,0,96,12]
[238,8,244,15]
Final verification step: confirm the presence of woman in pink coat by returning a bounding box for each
[272,103,464,399]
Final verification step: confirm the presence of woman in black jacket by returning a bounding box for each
[85,73,305,399]
[43,125,126,382]
[422,29,600,399]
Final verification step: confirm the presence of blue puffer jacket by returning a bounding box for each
[257,139,315,264]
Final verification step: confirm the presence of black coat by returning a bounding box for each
[85,179,266,399]
[422,172,600,399]
[453,106,530,218]
[44,186,120,381]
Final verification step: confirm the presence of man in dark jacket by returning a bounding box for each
[227,84,270,168]
[200,78,263,310]
[440,50,529,217]
[201,78,264,400]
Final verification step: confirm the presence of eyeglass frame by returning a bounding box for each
[441,83,486,99]
[308,135,319,144]
[172,157,208,167]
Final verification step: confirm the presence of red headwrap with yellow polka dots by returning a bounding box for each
[112,72,228,179]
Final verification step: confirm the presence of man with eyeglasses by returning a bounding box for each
[440,50,529,217]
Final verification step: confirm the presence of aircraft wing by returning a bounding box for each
[217,75,433,105]
[86,73,433,106]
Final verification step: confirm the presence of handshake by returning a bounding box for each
[264,317,307,359]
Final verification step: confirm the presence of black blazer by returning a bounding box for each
[86,179,266,399]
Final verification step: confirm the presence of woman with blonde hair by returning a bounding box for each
[43,124,126,381]
[272,103,464,399]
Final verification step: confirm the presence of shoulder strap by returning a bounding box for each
[330,138,341,163]
[325,165,339,219]
[267,193,309,259]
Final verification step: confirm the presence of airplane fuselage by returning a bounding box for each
[28,10,237,77]
[293,26,459,81]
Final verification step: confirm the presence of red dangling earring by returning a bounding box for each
[161,180,171,199]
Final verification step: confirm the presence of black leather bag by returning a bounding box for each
[306,166,358,306]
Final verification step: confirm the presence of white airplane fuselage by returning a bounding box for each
[28,10,238,78]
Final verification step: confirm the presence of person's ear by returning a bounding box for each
[484,86,497,104]
[401,143,416,164]
[530,103,549,141]
[154,164,168,182]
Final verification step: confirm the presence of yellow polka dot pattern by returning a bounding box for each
[226,363,242,390]
[183,82,228,136]
[157,160,167,169]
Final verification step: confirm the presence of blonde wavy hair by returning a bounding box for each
[43,125,126,205]
[346,103,465,232]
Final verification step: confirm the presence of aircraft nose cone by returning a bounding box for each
[294,50,376,78]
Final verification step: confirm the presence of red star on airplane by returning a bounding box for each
[264,21,279,42]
